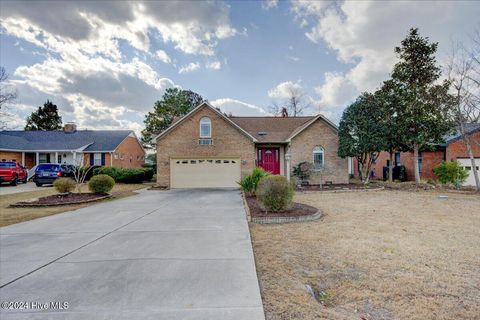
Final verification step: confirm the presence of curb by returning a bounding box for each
[241,191,252,222]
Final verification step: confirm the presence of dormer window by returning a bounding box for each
[200,117,211,138]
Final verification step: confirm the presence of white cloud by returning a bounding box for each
[206,61,222,70]
[262,0,279,10]
[291,1,480,110]
[268,81,304,99]
[0,1,238,59]
[155,50,172,64]
[178,62,200,74]
[315,72,357,108]
[210,98,270,116]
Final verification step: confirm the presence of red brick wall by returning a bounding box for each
[0,151,22,163]
[353,150,445,181]
[112,136,146,168]
[446,131,480,160]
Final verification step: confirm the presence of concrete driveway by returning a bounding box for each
[0,189,264,319]
[0,182,51,196]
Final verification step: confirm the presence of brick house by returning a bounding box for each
[353,123,480,186]
[0,123,146,171]
[155,102,348,188]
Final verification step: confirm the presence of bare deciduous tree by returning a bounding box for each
[446,35,480,192]
[269,85,310,117]
[0,67,18,129]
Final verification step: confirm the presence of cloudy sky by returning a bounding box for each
[1,0,479,133]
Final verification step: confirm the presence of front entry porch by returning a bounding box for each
[255,145,287,177]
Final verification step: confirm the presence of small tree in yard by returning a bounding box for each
[338,93,385,185]
[292,161,313,186]
[392,28,456,184]
[71,156,94,193]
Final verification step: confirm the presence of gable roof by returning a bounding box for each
[229,116,314,143]
[0,130,135,152]
[154,102,258,142]
[445,123,480,144]
[154,102,340,144]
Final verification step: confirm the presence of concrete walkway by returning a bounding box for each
[0,189,264,320]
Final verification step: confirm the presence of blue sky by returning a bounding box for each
[1,0,479,133]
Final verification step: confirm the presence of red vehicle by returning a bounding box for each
[0,161,28,186]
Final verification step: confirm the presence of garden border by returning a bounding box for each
[9,194,112,207]
[252,210,322,224]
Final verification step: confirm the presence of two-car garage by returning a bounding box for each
[170,158,241,188]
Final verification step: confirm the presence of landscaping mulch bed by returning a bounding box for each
[297,183,383,192]
[245,195,317,218]
[10,193,111,207]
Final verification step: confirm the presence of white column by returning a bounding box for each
[55,152,59,164]
[36,152,40,166]
[110,152,113,167]
[21,152,25,166]
[73,152,77,165]
[285,153,291,182]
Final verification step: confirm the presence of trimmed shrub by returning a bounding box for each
[237,167,269,195]
[93,166,153,183]
[116,168,145,183]
[53,177,76,193]
[88,174,115,193]
[143,168,154,181]
[433,161,468,189]
[256,175,294,212]
[93,167,121,180]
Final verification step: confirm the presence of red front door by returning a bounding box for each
[258,148,280,174]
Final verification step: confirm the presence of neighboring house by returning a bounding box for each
[0,123,146,170]
[353,123,480,186]
[155,102,348,188]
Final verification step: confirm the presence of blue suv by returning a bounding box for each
[33,164,75,187]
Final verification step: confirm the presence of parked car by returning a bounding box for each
[0,161,28,186]
[33,164,75,187]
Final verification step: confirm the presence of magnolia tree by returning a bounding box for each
[338,93,385,184]
[391,28,456,183]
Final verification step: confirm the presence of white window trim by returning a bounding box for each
[93,153,102,166]
[313,146,324,170]
[199,117,212,138]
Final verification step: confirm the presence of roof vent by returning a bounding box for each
[257,131,268,136]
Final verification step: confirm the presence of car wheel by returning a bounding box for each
[35,182,43,187]
[10,176,18,186]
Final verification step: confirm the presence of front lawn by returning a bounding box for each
[250,190,480,319]
[0,183,146,227]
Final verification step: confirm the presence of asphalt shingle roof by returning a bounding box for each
[230,116,315,143]
[445,123,480,144]
[0,130,133,151]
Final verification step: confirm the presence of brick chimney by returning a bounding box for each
[63,122,77,133]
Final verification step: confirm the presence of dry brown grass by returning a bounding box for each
[0,183,146,227]
[250,190,480,320]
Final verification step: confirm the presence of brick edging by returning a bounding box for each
[9,194,112,207]
[252,210,322,224]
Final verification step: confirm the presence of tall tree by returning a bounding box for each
[376,80,405,182]
[391,28,455,183]
[445,36,480,192]
[25,100,63,131]
[338,93,386,184]
[0,67,18,129]
[141,88,204,148]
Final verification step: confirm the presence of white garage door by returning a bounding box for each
[458,158,480,186]
[171,158,241,188]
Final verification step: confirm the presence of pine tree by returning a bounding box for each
[25,100,63,131]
